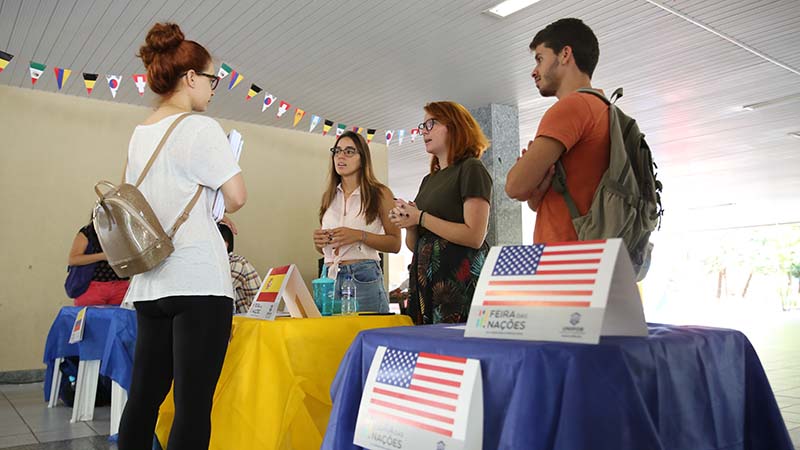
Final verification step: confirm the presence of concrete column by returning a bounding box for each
[470,104,523,246]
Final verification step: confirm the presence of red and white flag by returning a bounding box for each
[276,101,290,118]
[132,74,147,96]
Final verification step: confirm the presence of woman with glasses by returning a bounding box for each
[389,102,492,325]
[313,131,401,313]
[118,22,246,450]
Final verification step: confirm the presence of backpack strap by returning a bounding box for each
[552,160,581,220]
[552,87,624,221]
[550,88,603,220]
[577,87,624,104]
[167,185,204,239]
[128,113,194,187]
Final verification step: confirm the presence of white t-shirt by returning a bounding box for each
[123,113,241,302]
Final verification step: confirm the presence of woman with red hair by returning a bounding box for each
[390,101,492,324]
[118,22,246,450]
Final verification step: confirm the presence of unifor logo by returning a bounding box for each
[436,441,446,450]
[570,312,581,326]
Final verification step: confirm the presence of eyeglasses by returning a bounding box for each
[199,73,220,90]
[417,118,438,133]
[181,71,220,90]
[330,146,359,157]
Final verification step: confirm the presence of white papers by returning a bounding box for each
[212,130,243,221]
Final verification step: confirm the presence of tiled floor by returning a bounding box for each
[1,311,798,450]
[0,384,115,450]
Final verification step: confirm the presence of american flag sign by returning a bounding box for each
[366,348,468,438]
[481,240,607,308]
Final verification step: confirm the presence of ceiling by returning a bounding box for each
[2,0,799,232]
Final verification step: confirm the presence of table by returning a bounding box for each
[42,306,136,432]
[155,314,413,450]
[322,324,793,450]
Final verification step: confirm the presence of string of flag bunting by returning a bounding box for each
[0,50,421,146]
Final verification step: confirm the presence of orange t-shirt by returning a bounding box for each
[533,91,610,243]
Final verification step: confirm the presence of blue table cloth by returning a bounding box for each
[42,306,137,401]
[322,323,792,450]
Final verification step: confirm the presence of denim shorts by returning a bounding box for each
[334,260,389,313]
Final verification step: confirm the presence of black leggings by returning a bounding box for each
[118,296,232,450]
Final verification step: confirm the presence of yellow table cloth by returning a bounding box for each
[155,314,412,450]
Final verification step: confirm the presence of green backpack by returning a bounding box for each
[551,88,663,280]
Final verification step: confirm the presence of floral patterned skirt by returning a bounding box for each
[406,231,489,325]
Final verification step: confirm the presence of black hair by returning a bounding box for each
[218,223,234,253]
[530,18,599,78]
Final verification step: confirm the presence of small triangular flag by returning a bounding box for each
[322,120,334,136]
[0,51,15,74]
[53,67,71,90]
[132,74,147,96]
[336,123,347,137]
[293,108,305,127]
[107,75,121,98]
[385,130,394,145]
[262,93,277,112]
[217,63,232,79]
[228,71,243,90]
[277,101,290,118]
[366,129,376,143]
[398,129,406,145]
[309,115,321,133]
[410,128,419,143]
[356,127,364,135]
[29,61,46,85]
[83,73,98,95]
[246,83,262,100]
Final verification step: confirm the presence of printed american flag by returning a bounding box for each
[367,348,467,438]
[482,240,607,308]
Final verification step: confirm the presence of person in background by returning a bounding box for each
[313,130,401,313]
[218,222,261,314]
[390,101,492,325]
[117,22,247,450]
[67,219,130,305]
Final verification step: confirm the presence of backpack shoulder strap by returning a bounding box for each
[167,185,204,239]
[576,88,610,105]
[552,161,581,220]
[131,113,194,187]
[576,87,624,105]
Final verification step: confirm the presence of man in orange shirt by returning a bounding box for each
[506,18,610,243]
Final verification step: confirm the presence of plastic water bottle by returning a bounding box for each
[340,275,358,316]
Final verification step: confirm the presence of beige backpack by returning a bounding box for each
[92,113,202,278]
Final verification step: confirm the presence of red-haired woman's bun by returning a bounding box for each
[139,23,184,68]
[137,22,211,96]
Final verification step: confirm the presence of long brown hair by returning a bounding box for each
[424,101,489,173]
[319,131,388,225]
[137,22,212,98]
